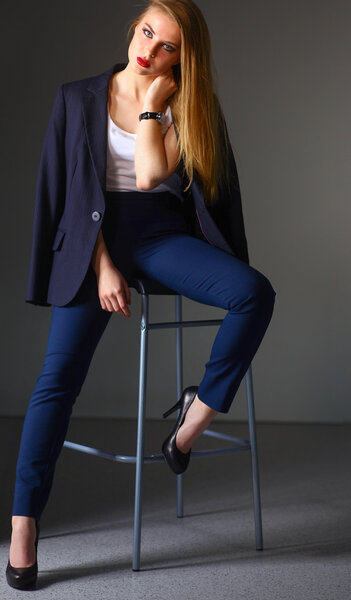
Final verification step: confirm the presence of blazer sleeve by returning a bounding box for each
[25,84,67,306]
[209,113,250,266]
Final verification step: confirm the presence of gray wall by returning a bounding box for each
[1,1,350,422]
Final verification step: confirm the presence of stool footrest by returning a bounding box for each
[63,432,250,465]
[202,427,250,446]
[148,318,224,330]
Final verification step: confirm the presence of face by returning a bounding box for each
[128,9,181,75]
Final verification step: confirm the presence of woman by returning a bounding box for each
[6,0,276,590]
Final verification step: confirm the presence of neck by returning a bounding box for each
[110,63,158,103]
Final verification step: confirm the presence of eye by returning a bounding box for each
[163,44,176,52]
[142,27,176,53]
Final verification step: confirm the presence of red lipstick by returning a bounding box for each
[137,56,150,68]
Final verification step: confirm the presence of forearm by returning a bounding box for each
[91,229,114,276]
[134,101,168,190]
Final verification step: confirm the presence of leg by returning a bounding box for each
[134,233,276,447]
[10,296,111,567]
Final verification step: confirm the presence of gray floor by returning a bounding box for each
[0,418,350,599]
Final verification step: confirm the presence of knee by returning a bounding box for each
[31,353,87,408]
[254,272,276,308]
[230,269,276,312]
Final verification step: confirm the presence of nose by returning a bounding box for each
[144,43,157,59]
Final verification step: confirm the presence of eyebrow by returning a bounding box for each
[144,22,179,47]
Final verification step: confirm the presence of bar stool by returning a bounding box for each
[63,276,263,571]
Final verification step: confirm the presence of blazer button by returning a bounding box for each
[92,211,101,222]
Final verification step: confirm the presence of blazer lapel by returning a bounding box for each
[82,62,126,197]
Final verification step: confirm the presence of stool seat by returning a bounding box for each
[128,276,179,296]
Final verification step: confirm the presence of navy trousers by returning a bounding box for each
[13,190,276,519]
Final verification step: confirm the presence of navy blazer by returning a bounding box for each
[26,62,250,307]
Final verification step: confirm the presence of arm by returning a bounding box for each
[134,69,179,190]
[91,229,115,275]
[91,230,131,316]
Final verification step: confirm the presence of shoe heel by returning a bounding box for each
[162,399,181,419]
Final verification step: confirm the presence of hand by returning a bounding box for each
[97,264,131,316]
[143,68,178,110]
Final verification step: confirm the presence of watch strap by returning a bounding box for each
[139,111,164,123]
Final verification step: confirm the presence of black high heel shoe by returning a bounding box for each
[6,519,40,590]
[161,386,198,475]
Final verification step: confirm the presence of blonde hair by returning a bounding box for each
[127,0,232,207]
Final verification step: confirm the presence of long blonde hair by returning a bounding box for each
[127,0,232,207]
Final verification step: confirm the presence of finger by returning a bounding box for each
[100,298,107,311]
[103,297,114,313]
[116,289,130,317]
[108,292,121,313]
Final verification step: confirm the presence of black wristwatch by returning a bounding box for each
[139,111,165,125]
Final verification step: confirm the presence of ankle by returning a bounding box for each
[176,398,216,448]
[185,394,218,426]
[11,516,36,534]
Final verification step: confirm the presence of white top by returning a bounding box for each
[105,104,184,202]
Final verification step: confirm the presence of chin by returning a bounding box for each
[131,58,149,74]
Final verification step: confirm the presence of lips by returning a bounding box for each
[137,56,150,68]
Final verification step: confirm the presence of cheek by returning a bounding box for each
[160,49,179,64]
[169,52,180,66]
[130,31,142,53]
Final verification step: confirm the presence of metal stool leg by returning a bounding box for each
[132,293,149,571]
[175,295,184,517]
[245,363,264,550]
[63,278,265,569]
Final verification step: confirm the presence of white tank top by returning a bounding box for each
[105,104,183,202]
